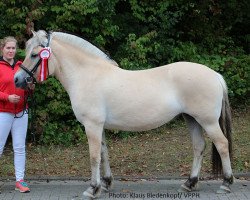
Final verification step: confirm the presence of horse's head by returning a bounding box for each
[14,30,55,89]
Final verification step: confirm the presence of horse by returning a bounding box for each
[14,30,234,199]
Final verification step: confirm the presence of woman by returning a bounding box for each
[0,36,33,193]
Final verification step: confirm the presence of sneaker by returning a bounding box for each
[15,180,30,193]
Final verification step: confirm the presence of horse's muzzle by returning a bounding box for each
[14,74,28,89]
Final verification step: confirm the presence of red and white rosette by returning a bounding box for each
[38,47,51,81]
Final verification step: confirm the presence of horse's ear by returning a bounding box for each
[31,30,37,37]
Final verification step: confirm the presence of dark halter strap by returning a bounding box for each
[20,33,51,83]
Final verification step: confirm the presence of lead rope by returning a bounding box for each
[14,89,31,119]
[13,89,37,143]
[27,89,36,143]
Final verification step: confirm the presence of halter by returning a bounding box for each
[20,33,51,84]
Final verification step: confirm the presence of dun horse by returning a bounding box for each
[14,30,234,199]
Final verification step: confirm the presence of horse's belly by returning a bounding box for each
[104,117,173,131]
[104,98,181,131]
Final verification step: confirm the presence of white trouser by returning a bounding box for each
[0,111,28,181]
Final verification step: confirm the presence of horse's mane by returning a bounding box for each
[26,30,117,65]
[53,32,111,61]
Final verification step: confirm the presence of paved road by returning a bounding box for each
[0,178,249,200]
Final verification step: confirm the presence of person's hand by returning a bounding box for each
[8,94,21,103]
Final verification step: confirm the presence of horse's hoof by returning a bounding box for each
[216,185,231,194]
[101,183,113,192]
[101,176,114,192]
[178,183,199,193]
[83,185,101,199]
[178,184,192,192]
[101,185,109,192]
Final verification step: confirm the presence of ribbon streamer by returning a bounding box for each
[39,48,51,82]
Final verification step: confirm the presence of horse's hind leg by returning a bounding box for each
[101,130,114,192]
[202,122,233,193]
[180,114,205,192]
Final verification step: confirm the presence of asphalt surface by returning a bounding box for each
[0,178,249,200]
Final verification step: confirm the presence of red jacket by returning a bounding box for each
[0,57,27,114]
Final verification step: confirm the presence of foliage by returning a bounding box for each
[118,31,161,69]
[1,0,249,145]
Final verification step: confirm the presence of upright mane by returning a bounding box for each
[53,32,114,62]
[26,30,117,65]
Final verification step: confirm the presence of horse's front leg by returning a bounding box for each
[101,130,113,192]
[83,122,103,199]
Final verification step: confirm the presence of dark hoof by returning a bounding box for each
[102,176,114,192]
[217,185,231,194]
[83,184,101,199]
[179,177,199,192]
[178,184,192,192]
[217,175,234,194]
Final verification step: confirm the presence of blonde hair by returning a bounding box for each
[0,36,18,49]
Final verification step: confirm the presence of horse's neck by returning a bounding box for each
[51,40,116,94]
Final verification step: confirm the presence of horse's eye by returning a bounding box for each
[31,53,38,58]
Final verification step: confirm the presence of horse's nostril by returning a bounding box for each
[15,77,18,84]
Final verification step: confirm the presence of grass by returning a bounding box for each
[0,107,249,179]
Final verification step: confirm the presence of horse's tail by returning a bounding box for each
[212,74,233,175]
